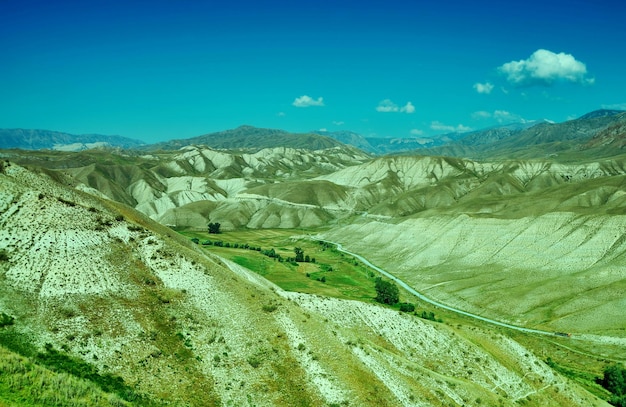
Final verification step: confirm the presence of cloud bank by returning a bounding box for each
[472,110,526,123]
[376,99,415,113]
[293,95,324,107]
[499,49,594,87]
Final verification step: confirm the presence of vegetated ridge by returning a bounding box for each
[143,125,345,152]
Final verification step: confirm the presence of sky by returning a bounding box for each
[2,0,626,143]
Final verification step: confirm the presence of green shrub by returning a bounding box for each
[247,356,261,368]
[399,303,415,312]
[0,249,9,262]
[0,312,15,327]
[262,304,278,313]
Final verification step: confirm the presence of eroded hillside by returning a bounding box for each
[6,147,626,338]
[0,162,608,406]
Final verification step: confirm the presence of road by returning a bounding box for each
[324,240,561,337]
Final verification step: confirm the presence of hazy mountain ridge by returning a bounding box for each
[144,125,345,152]
[0,129,145,151]
[314,130,377,153]
[0,161,604,406]
[5,109,625,159]
[420,111,626,160]
[579,109,626,119]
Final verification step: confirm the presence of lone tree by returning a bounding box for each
[294,247,304,262]
[208,222,221,234]
[374,278,399,305]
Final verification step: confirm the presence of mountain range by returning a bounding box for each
[3,109,624,159]
[0,129,145,151]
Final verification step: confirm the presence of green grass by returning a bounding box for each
[545,356,611,400]
[182,229,378,302]
[0,344,132,407]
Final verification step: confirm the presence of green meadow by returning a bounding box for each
[180,229,380,302]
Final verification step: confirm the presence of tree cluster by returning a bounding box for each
[207,222,221,234]
[282,247,315,264]
[601,364,626,407]
[374,278,399,305]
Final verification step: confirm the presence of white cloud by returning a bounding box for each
[472,110,492,119]
[493,110,524,123]
[499,49,594,86]
[277,112,286,117]
[402,102,415,114]
[410,129,424,136]
[376,99,415,114]
[293,95,324,107]
[319,128,327,132]
[601,103,626,110]
[430,121,471,133]
[376,99,399,112]
[332,120,345,126]
[473,82,494,94]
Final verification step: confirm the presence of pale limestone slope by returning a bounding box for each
[324,213,626,333]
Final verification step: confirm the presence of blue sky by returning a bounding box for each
[2,0,625,143]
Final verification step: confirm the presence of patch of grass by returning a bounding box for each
[0,345,131,407]
[156,287,183,304]
[262,304,278,313]
[544,356,610,400]
[0,330,149,405]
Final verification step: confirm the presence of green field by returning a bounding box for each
[180,229,382,302]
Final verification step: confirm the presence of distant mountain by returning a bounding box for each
[145,125,345,152]
[313,130,376,153]
[364,132,468,154]
[0,129,145,151]
[578,109,625,120]
[418,112,626,161]
[313,130,468,155]
[583,118,626,151]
